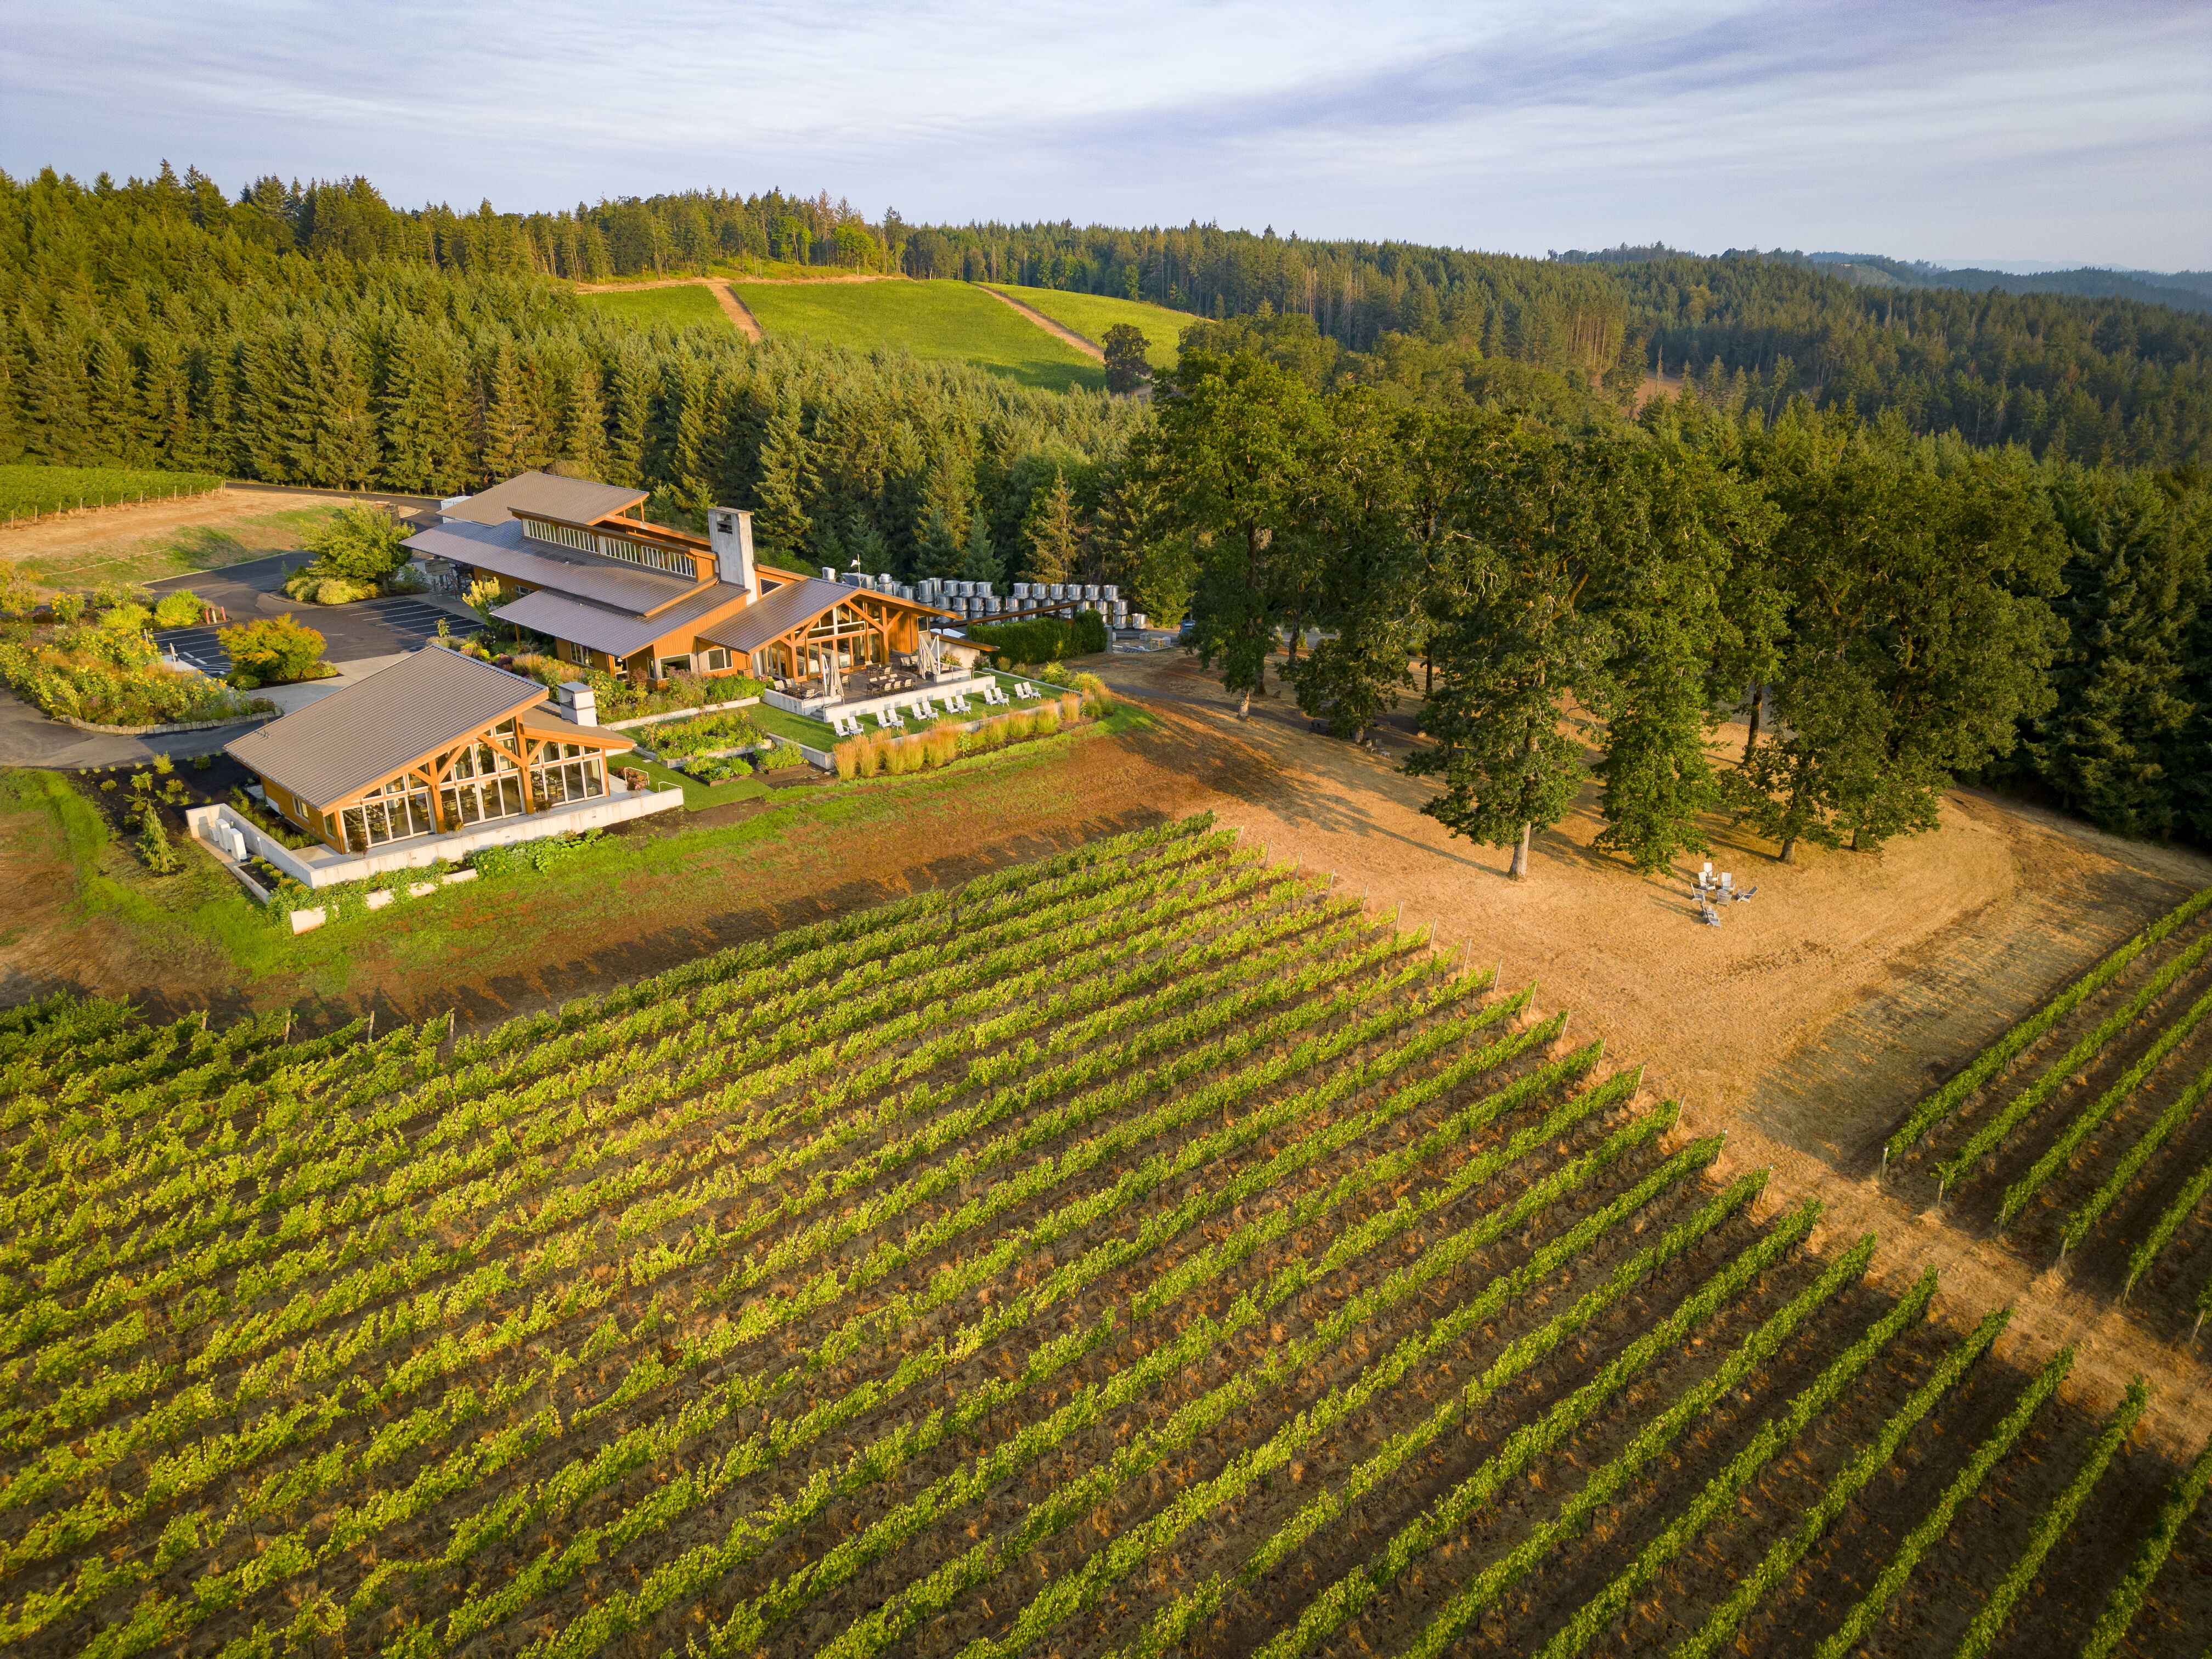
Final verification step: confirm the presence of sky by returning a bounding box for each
[2,0,2206,269]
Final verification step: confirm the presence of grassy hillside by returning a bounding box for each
[574,283,736,332]
[986,284,1201,369]
[732,278,1104,392]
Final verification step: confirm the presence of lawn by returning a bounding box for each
[7,504,345,591]
[0,462,227,522]
[633,755,770,811]
[749,701,839,748]
[575,284,737,334]
[732,279,1105,392]
[984,284,1202,369]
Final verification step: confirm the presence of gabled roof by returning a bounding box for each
[490,584,746,659]
[696,577,861,654]
[404,520,699,614]
[442,471,648,528]
[696,577,951,655]
[225,648,550,806]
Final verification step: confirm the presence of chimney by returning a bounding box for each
[556,681,598,727]
[709,508,757,595]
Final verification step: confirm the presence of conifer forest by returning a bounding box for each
[1,160,2209,855]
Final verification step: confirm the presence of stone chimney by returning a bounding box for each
[709,508,757,595]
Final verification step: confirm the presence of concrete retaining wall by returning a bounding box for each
[185,782,682,891]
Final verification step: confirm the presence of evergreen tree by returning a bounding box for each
[753,397,817,558]
[961,512,1002,588]
[916,505,964,580]
[845,510,893,577]
[606,343,652,487]
[557,360,611,482]
[1021,468,1082,585]
[477,340,534,482]
[314,333,380,489]
[379,325,471,495]
[2023,466,2211,836]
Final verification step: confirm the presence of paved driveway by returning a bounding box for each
[155,597,462,674]
[147,557,472,672]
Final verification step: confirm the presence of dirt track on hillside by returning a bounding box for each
[979,286,1105,360]
[573,276,764,340]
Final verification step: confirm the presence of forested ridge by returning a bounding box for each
[4,161,2210,850]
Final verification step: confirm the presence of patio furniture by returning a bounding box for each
[1014,682,1039,699]
[876,708,904,730]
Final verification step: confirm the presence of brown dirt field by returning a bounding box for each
[1087,651,2212,1459]
[980,286,1106,360]
[0,488,368,582]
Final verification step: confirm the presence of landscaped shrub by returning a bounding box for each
[283,504,411,603]
[0,625,273,727]
[579,666,764,722]
[1068,670,1113,715]
[757,741,805,772]
[221,614,331,688]
[832,741,860,781]
[227,786,317,849]
[689,753,754,784]
[151,590,204,629]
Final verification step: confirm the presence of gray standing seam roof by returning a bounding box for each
[441,471,650,528]
[404,521,700,614]
[491,584,747,660]
[697,577,943,654]
[223,648,552,806]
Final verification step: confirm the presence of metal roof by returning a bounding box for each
[695,577,856,654]
[405,520,700,614]
[491,584,747,659]
[224,647,551,807]
[442,471,649,528]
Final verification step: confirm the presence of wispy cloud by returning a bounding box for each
[1,0,2203,266]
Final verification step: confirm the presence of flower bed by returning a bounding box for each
[645,710,761,758]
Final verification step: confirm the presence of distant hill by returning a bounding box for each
[1552,245,2211,314]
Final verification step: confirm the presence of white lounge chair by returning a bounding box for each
[1014,681,1039,699]
[876,709,902,730]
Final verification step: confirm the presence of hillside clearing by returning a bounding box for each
[732,279,1105,392]
[984,284,1202,370]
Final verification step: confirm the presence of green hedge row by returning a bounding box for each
[966,611,1109,663]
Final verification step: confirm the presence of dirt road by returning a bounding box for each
[573,276,765,340]
[979,286,1105,360]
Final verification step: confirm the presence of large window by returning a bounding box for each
[439,724,525,826]
[531,741,606,805]
[656,653,694,678]
[339,774,435,852]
